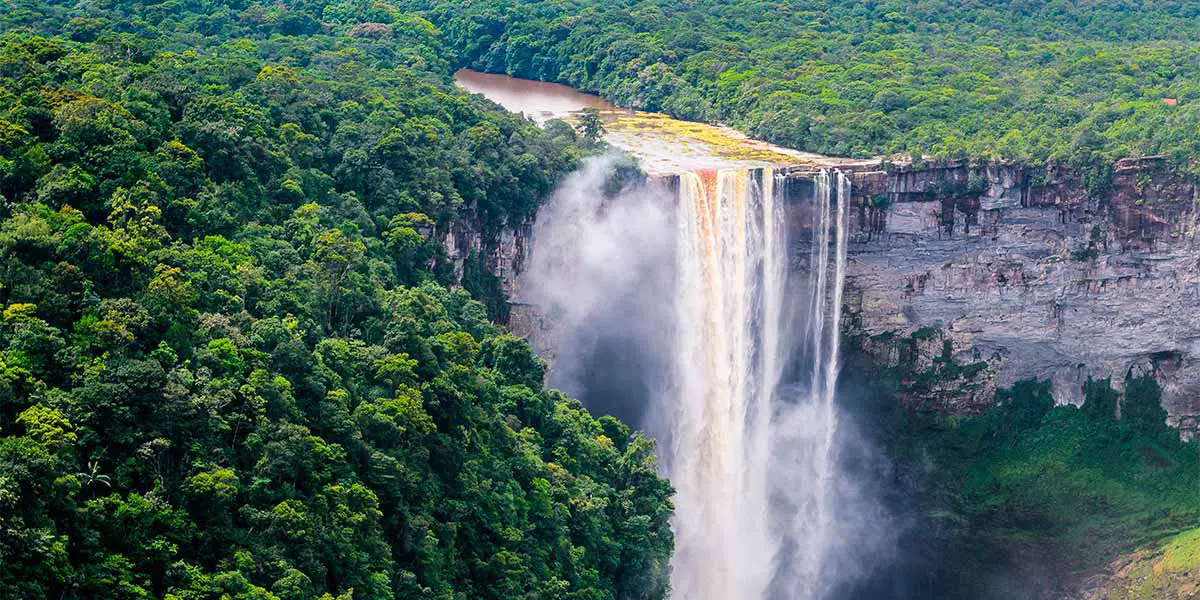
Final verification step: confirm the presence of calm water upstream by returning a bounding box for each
[454,69,621,123]
[453,69,873,174]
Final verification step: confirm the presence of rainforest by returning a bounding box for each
[418,0,1200,166]
[3,1,1200,600]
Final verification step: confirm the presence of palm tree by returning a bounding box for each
[76,460,111,498]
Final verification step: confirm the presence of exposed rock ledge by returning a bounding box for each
[828,159,1200,433]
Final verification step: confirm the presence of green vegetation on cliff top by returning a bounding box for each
[0,1,673,599]
[409,0,1200,166]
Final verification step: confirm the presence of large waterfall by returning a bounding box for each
[521,158,857,599]
[667,167,852,600]
[669,169,783,600]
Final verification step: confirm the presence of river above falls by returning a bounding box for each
[454,69,878,175]
[453,69,622,120]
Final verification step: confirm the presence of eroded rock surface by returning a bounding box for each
[834,160,1200,430]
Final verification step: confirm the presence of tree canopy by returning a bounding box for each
[0,1,673,599]
[407,0,1200,166]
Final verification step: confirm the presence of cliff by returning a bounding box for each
[814,159,1200,433]
[439,216,531,300]
[481,158,1200,432]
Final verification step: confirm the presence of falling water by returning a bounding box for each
[785,168,852,598]
[669,168,782,600]
[667,167,852,600]
[520,159,857,600]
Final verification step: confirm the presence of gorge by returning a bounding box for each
[454,69,1200,598]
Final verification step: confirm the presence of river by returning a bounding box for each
[454,68,622,121]
[454,69,875,175]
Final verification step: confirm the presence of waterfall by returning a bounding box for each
[667,167,852,600]
[669,168,782,600]
[520,158,857,600]
[784,168,851,597]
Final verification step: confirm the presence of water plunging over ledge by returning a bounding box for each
[457,71,882,599]
[668,168,853,599]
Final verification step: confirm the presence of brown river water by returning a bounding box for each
[453,68,622,121]
[454,69,875,174]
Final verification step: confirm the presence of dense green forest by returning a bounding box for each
[0,1,674,599]
[408,0,1200,166]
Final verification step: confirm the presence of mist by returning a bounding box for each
[518,155,899,599]
[517,155,677,432]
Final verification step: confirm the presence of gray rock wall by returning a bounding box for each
[828,159,1200,430]
[439,217,532,299]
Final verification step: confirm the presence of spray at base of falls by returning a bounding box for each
[667,167,851,600]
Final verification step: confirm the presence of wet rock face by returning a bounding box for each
[833,159,1200,430]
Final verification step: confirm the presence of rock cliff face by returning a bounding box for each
[488,158,1200,431]
[439,217,532,299]
[792,158,1200,431]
